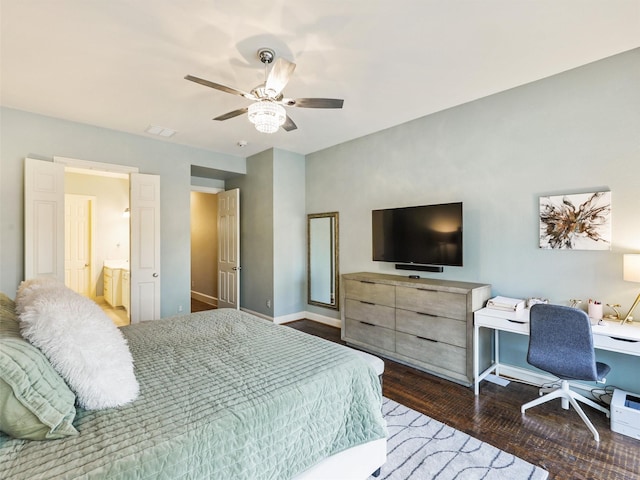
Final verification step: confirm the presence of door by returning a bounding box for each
[217,188,240,309]
[24,158,65,281]
[130,173,161,322]
[64,194,94,297]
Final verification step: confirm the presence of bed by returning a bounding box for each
[0,288,386,479]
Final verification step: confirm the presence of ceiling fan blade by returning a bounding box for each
[213,107,248,121]
[282,115,298,132]
[285,98,344,109]
[265,58,296,97]
[185,75,255,99]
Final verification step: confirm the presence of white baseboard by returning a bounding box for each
[303,312,341,328]
[191,291,218,307]
[273,311,306,324]
[498,365,552,387]
[498,365,598,395]
[240,308,341,328]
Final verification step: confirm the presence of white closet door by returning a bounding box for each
[217,188,240,309]
[129,173,161,322]
[24,158,65,281]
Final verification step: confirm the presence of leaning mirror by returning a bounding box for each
[307,212,339,310]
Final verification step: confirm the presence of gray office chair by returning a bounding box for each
[521,303,610,441]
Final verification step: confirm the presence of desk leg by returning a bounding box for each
[494,329,500,377]
[473,325,480,395]
[474,324,504,395]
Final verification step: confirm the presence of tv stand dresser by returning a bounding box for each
[341,272,491,386]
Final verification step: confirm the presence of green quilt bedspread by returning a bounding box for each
[0,309,386,479]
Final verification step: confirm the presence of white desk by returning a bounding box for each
[473,307,640,395]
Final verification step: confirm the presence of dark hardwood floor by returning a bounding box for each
[191,298,216,312]
[286,319,639,480]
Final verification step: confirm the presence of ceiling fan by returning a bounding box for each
[185,48,344,134]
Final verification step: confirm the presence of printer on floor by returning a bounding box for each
[611,389,640,440]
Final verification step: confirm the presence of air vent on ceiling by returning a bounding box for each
[145,125,177,137]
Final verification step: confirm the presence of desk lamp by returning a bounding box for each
[622,254,640,324]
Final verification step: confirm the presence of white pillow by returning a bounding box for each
[17,280,139,410]
[15,276,63,314]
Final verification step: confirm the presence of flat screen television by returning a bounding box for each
[372,202,463,267]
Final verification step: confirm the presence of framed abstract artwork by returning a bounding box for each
[539,191,611,250]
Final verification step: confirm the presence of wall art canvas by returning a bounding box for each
[539,191,611,250]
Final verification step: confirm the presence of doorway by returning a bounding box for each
[190,187,240,312]
[64,170,130,325]
[25,157,161,324]
[190,189,220,311]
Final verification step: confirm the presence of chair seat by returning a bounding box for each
[557,361,611,382]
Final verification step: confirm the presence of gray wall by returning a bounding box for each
[227,149,275,315]
[273,149,306,317]
[306,48,640,391]
[227,148,306,319]
[0,107,245,317]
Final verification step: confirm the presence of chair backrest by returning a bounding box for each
[527,303,598,381]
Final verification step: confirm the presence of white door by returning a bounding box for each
[64,194,94,297]
[130,173,161,322]
[24,158,65,281]
[217,188,240,309]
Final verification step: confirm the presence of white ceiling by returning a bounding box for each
[1,1,639,158]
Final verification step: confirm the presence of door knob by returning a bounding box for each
[153,273,159,277]
[232,266,241,271]
[84,263,89,267]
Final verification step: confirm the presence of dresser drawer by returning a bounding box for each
[396,331,466,375]
[344,318,395,352]
[396,310,465,348]
[344,279,395,307]
[345,298,395,329]
[396,286,466,320]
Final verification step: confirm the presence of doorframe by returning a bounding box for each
[54,156,139,176]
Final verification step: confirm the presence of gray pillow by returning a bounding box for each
[0,292,78,440]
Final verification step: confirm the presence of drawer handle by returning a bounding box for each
[417,288,438,292]
[416,311,437,317]
[360,280,375,284]
[609,337,639,343]
[360,301,375,305]
[507,319,526,324]
[416,335,437,343]
[360,321,376,327]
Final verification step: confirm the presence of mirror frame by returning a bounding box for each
[307,212,339,310]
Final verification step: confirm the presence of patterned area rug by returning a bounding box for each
[371,398,548,480]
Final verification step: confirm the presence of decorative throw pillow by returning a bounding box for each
[15,276,62,315]
[0,292,78,440]
[17,281,139,410]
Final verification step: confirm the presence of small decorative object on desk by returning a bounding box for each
[606,303,621,320]
[487,296,526,312]
[527,297,548,308]
[588,299,603,321]
[570,299,582,308]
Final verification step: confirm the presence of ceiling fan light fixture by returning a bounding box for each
[248,101,286,134]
